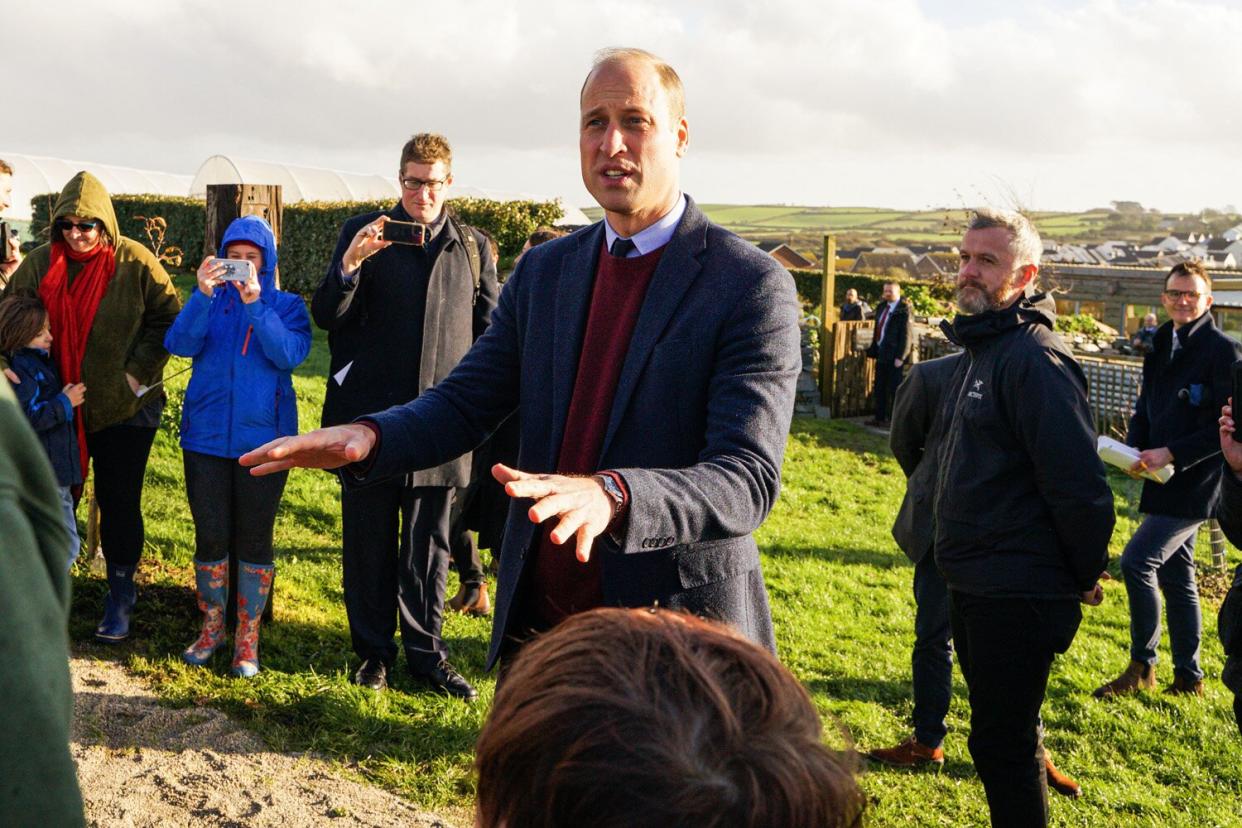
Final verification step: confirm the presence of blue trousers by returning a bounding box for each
[912,554,953,748]
[1120,514,1203,682]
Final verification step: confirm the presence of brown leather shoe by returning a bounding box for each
[1093,660,1156,699]
[1164,675,1205,696]
[866,736,944,770]
[448,581,491,616]
[1044,756,1082,799]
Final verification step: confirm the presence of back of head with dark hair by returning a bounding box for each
[527,226,566,248]
[475,608,864,828]
[0,295,48,354]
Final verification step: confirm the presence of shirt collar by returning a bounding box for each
[603,193,686,257]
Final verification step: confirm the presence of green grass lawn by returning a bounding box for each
[69,283,1242,825]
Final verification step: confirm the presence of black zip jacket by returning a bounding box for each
[933,292,1114,597]
[1128,313,1242,519]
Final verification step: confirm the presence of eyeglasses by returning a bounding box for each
[400,177,447,193]
[1163,290,1203,301]
[54,219,101,233]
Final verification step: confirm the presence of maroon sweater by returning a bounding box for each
[530,241,665,626]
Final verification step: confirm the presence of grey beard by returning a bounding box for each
[955,285,994,315]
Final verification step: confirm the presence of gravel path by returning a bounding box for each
[70,656,456,827]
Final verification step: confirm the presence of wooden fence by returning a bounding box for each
[823,321,877,418]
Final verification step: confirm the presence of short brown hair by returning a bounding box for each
[0,158,12,175]
[0,295,49,353]
[1166,259,1212,292]
[527,226,566,248]
[475,608,864,828]
[585,47,686,122]
[399,133,452,171]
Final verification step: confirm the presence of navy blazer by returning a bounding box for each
[355,197,802,667]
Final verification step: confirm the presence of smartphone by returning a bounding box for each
[210,257,255,282]
[1233,360,1242,417]
[0,222,11,263]
[381,220,427,246]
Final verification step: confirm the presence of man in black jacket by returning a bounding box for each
[1095,262,1242,699]
[935,209,1113,827]
[866,281,912,427]
[1214,405,1242,734]
[310,133,499,699]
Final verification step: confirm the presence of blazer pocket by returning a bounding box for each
[673,538,760,590]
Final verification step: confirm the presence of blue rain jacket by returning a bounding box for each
[164,216,312,458]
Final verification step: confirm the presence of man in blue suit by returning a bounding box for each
[242,47,802,671]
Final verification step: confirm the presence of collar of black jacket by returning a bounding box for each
[1155,310,1215,354]
[941,291,1057,348]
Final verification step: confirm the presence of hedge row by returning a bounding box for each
[790,268,956,317]
[31,193,565,295]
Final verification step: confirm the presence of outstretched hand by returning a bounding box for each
[239,424,377,476]
[493,463,614,563]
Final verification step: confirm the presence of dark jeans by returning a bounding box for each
[949,590,1081,828]
[183,450,288,565]
[85,424,158,567]
[341,482,452,673]
[873,359,901,421]
[449,487,485,585]
[1120,514,1203,681]
[912,555,953,748]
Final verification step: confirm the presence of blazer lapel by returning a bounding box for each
[548,223,604,466]
[597,200,707,462]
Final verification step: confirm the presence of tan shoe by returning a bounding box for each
[1093,660,1156,699]
[865,736,944,770]
[448,581,491,616]
[1044,756,1082,799]
[1164,675,1204,696]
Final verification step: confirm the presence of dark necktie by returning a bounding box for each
[610,237,637,258]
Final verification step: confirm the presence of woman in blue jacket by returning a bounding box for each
[165,215,311,678]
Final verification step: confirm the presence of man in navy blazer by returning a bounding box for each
[242,47,802,671]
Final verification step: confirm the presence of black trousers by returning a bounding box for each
[85,424,158,567]
[341,482,452,673]
[949,590,1081,828]
[183,450,288,565]
[873,359,902,421]
[449,487,485,585]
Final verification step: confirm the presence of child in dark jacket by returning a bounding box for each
[0,295,86,569]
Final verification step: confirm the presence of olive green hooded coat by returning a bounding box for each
[0,379,84,826]
[3,171,181,432]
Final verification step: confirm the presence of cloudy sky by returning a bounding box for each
[5,0,1240,212]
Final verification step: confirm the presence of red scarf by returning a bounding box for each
[38,239,116,478]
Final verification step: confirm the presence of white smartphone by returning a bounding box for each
[210,257,255,282]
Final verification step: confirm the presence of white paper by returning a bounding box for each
[1097,436,1174,484]
[333,361,353,386]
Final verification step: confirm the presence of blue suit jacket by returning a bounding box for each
[356,197,802,667]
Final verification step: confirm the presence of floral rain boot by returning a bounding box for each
[232,562,275,678]
[182,558,228,666]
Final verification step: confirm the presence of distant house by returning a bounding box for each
[913,254,945,278]
[756,241,815,270]
[1223,224,1242,243]
[852,251,919,278]
[1206,251,1238,269]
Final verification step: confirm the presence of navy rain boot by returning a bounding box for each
[95,563,137,643]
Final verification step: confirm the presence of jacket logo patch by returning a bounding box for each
[968,379,984,400]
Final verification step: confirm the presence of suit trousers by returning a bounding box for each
[341,482,452,673]
[873,360,901,421]
[911,554,953,748]
[949,590,1081,828]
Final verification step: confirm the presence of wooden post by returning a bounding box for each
[819,234,837,408]
[205,184,282,628]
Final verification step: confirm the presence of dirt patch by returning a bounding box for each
[71,656,457,827]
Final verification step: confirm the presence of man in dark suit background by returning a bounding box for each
[866,280,913,427]
[242,47,802,671]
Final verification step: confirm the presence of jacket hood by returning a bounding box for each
[219,215,279,292]
[51,171,119,247]
[944,290,1057,348]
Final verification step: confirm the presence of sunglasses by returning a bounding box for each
[54,219,101,233]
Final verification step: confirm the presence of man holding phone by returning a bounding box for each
[0,159,22,288]
[309,133,498,699]
[1095,261,1242,699]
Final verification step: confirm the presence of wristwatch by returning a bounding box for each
[593,473,626,523]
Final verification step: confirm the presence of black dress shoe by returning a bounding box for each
[354,658,388,691]
[413,660,477,701]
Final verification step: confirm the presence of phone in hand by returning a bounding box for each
[381,220,427,246]
[210,257,255,282]
[1232,359,1242,417]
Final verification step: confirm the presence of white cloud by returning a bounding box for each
[4,0,1240,211]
